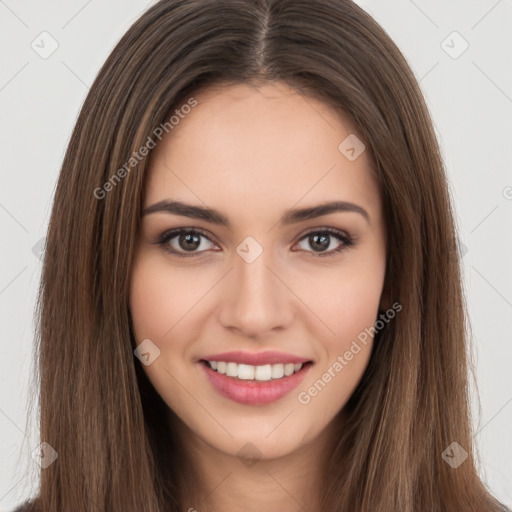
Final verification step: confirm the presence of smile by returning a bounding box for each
[199,358,313,405]
[205,360,304,380]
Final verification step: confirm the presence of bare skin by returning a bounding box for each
[129,81,387,512]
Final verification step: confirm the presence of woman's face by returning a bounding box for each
[129,81,387,461]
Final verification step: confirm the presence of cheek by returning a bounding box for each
[129,256,208,416]
[129,255,221,402]
[129,256,210,341]
[299,257,384,351]
[293,256,384,414]
[330,275,382,345]
[295,281,378,420]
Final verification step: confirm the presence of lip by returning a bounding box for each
[200,350,311,365]
[199,360,313,405]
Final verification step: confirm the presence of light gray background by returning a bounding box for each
[1,0,511,509]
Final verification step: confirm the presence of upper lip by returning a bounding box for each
[200,350,312,366]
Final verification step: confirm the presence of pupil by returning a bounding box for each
[180,233,200,251]
[311,234,329,251]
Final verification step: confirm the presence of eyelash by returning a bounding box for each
[153,227,357,258]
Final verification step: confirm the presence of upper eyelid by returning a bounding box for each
[162,227,218,244]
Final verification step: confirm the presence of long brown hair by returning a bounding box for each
[19,0,507,510]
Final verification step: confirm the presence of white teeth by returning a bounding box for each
[237,363,255,380]
[206,360,305,380]
[271,363,284,379]
[226,362,238,377]
[254,364,272,381]
[284,363,295,376]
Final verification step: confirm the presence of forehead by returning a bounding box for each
[144,81,380,218]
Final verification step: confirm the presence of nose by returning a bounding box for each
[217,247,295,339]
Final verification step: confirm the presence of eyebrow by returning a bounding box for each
[142,200,370,226]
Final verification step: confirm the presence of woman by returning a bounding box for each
[14,0,509,510]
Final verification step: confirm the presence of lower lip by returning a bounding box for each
[199,361,312,405]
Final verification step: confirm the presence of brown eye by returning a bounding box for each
[155,227,356,258]
[295,228,355,256]
[156,228,217,257]
[177,232,202,251]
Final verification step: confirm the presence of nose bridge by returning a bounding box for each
[218,240,293,337]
